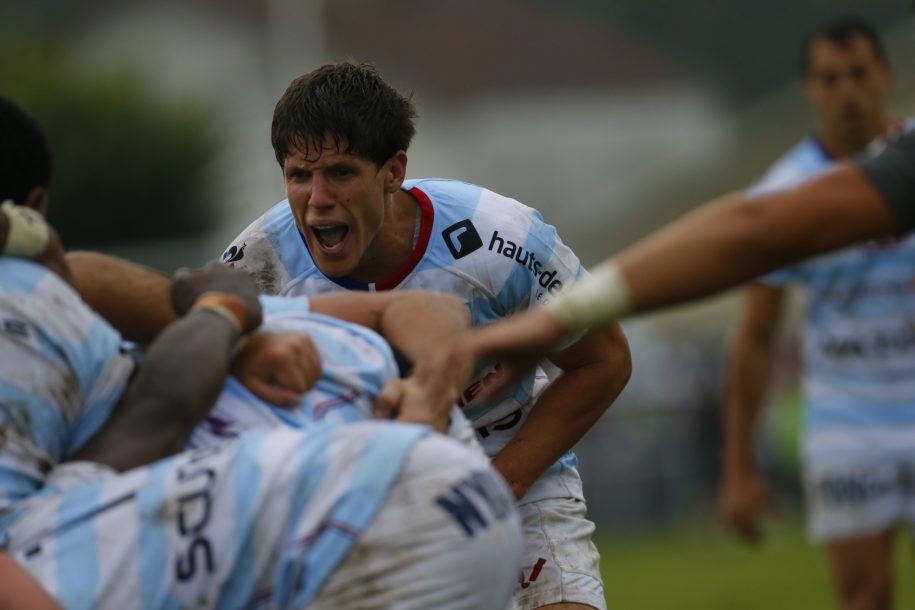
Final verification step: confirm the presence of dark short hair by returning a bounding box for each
[271,62,417,168]
[0,97,52,203]
[800,18,887,77]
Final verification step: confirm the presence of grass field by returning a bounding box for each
[596,521,915,609]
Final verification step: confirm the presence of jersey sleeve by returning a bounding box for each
[221,222,287,295]
[856,130,915,232]
[487,206,585,318]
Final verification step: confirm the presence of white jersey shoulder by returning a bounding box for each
[404,179,584,322]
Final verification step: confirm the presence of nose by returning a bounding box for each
[309,173,335,209]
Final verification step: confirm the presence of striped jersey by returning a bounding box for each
[0,259,134,518]
[191,295,399,447]
[8,422,429,609]
[751,125,915,464]
[222,179,588,501]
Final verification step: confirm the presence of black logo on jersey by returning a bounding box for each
[221,242,246,264]
[442,220,483,260]
[2,318,29,339]
[488,231,564,296]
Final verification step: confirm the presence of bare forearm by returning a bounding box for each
[722,288,783,476]
[619,166,898,314]
[492,325,631,499]
[66,251,177,344]
[72,311,238,470]
[0,555,61,610]
[379,293,470,363]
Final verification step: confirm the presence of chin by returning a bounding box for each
[314,257,354,279]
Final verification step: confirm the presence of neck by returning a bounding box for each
[818,117,889,158]
[349,188,419,283]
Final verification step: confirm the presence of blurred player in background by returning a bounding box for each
[214,62,631,610]
[717,19,915,610]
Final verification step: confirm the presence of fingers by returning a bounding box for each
[717,477,779,546]
[243,378,303,408]
[231,333,322,407]
[374,380,405,420]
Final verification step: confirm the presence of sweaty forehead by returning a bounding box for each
[283,143,367,170]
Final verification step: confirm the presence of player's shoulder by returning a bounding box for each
[223,199,316,294]
[0,258,104,335]
[406,178,547,244]
[225,200,297,248]
[751,137,832,195]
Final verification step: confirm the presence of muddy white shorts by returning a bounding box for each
[514,497,605,610]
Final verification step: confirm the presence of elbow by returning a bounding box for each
[588,323,632,410]
[605,323,633,396]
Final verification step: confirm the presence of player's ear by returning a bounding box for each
[383,150,408,194]
[23,187,48,216]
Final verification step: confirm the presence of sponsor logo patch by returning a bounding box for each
[442,220,483,260]
[221,242,247,266]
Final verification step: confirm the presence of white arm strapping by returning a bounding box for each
[1,200,50,258]
[545,260,631,333]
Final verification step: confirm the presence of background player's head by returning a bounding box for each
[0,97,52,214]
[270,62,418,280]
[800,18,892,154]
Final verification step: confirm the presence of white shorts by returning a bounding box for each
[514,497,605,610]
[311,432,523,609]
[6,424,521,610]
[805,459,915,542]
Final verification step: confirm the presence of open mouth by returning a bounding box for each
[311,224,349,251]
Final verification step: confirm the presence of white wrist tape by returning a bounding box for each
[546,260,631,333]
[1,200,50,258]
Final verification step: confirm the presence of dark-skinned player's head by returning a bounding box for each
[0,97,52,212]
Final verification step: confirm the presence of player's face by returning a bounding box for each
[804,36,891,150]
[283,140,402,280]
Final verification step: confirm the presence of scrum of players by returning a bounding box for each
[3,14,915,610]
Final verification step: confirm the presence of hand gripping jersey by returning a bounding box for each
[0,259,134,528]
[190,295,402,447]
[223,179,589,502]
[751,126,915,466]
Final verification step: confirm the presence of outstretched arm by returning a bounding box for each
[460,162,902,371]
[618,165,896,313]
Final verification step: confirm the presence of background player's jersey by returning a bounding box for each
[223,179,588,502]
[0,259,134,520]
[190,295,400,447]
[751,126,915,465]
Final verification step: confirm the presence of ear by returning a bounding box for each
[23,187,49,216]
[383,150,408,194]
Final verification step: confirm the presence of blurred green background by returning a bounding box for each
[597,523,915,609]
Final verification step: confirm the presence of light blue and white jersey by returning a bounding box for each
[191,295,400,447]
[751,124,915,465]
[223,179,588,502]
[0,258,134,519]
[8,422,431,609]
